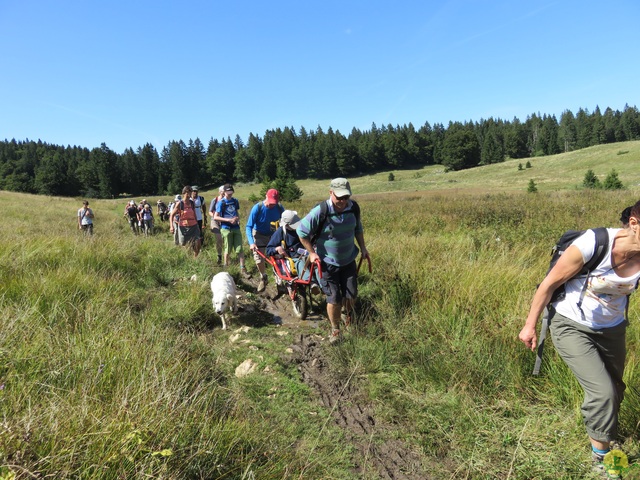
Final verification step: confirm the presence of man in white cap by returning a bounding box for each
[245,188,285,292]
[208,186,225,265]
[297,178,369,343]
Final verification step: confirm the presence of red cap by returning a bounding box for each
[266,189,279,205]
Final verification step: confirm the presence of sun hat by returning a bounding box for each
[174,194,182,201]
[129,200,135,205]
[223,184,234,192]
[329,178,352,197]
[218,185,225,193]
[266,189,279,205]
[191,186,199,192]
[281,210,301,230]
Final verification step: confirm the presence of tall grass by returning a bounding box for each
[2,164,640,478]
[327,188,640,478]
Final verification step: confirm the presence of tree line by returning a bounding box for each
[1,104,639,198]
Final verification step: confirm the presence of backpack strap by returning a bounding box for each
[577,227,609,321]
[584,227,609,271]
[312,200,360,243]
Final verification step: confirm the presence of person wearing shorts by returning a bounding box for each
[77,200,94,236]
[297,178,369,343]
[245,189,285,292]
[214,184,248,276]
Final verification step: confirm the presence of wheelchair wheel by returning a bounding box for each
[292,292,308,319]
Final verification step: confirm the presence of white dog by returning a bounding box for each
[211,272,238,330]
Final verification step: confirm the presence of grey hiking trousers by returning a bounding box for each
[549,310,627,442]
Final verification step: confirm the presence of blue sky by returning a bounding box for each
[1,1,638,154]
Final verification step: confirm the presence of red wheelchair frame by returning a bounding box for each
[256,249,323,320]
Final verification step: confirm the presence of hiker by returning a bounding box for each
[141,204,154,236]
[77,200,94,236]
[266,210,321,294]
[246,189,285,292]
[124,200,140,235]
[191,186,206,247]
[518,200,640,473]
[298,178,369,343]
[214,184,248,276]
[157,199,169,222]
[169,186,201,257]
[209,185,225,265]
[169,194,181,245]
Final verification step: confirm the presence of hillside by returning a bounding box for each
[286,140,640,201]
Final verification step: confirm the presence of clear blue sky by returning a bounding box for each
[1,1,638,154]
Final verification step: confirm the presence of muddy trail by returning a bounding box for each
[241,280,432,479]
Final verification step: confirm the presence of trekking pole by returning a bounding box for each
[532,307,550,376]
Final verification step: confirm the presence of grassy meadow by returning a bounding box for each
[2,141,640,479]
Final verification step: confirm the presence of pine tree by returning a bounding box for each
[583,169,601,189]
[603,169,624,190]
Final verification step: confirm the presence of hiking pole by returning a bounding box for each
[532,307,550,376]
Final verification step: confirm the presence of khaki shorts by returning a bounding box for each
[252,231,272,263]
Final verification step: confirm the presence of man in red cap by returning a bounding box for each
[245,188,285,292]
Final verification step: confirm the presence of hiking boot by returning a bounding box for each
[257,274,267,293]
[592,450,624,479]
[328,329,343,344]
[217,255,222,265]
[310,282,321,296]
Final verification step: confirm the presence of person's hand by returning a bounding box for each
[276,246,285,255]
[518,325,537,352]
[309,252,319,264]
[250,243,258,252]
[170,227,174,233]
[361,248,370,260]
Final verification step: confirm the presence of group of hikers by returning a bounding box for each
[123,198,165,236]
[76,179,640,476]
[167,178,368,343]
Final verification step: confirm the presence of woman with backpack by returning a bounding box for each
[169,186,201,257]
[519,200,640,476]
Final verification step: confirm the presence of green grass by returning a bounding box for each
[2,140,640,478]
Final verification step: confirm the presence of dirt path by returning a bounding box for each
[244,282,432,479]
[290,334,430,479]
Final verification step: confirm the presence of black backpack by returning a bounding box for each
[546,227,609,303]
[310,199,361,244]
